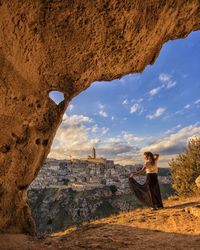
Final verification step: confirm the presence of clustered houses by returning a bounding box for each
[30,156,171,193]
[28,151,172,233]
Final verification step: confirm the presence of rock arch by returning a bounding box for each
[0,0,199,235]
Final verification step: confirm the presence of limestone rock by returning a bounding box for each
[185,205,200,218]
[28,186,142,233]
[195,176,200,189]
[0,0,200,234]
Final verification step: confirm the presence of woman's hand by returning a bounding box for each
[153,153,159,160]
[130,172,138,178]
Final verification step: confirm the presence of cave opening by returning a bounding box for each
[28,31,200,234]
[49,90,65,105]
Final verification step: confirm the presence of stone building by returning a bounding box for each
[80,147,113,164]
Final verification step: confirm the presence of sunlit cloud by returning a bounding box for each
[90,124,109,136]
[49,112,200,168]
[141,124,200,156]
[62,114,93,126]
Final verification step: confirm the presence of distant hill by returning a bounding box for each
[158,167,171,176]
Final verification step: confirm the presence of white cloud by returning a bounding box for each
[163,124,182,135]
[122,99,128,105]
[165,80,176,89]
[141,124,200,156]
[98,103,105,110]
[111,116,115,121]
[148,73,176,98]
[49,116,146,165]
[98,102,108,117]
[49,115,98,159]
[101,127,109,135]
[99,110,108,117]
[159,73,171,82]
[195,99,200,105]
[49,119,142,164]
[146,107,166,120]
[50,115,200,167]
[149,87,161,96]
[175,100,199,116]
[91,124,98,133]
[184,104,191,109]
[90,124,109,136]
[138,98,143,103]
[68,104,74,111]
[62,114,93,126]
[122,131,144,143]
[130,103,139,113]
[131,98,143,103]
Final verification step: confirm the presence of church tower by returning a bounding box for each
[92,146,96,159]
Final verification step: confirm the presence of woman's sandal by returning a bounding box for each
[150,207,158,211]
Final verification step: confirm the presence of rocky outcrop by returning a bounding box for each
[28,186,141,233]
[195,176,200,189]
[0,0,200,234]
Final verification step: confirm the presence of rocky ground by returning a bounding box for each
[1,195,200,250]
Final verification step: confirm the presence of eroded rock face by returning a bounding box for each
[195,176,200,189]
[0,0,199,235]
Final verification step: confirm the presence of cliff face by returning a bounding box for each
[28,186,141,233]
[0,0,200,234]
[27,159,172,233]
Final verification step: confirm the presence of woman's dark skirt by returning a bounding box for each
[129,173,163,208]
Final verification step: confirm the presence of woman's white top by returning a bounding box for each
[145,159,158,174]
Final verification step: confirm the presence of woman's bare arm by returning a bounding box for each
[130,165,146,177]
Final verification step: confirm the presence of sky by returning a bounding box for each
[48,31,200,167]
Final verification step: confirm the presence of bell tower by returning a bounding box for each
[92,146,96,159]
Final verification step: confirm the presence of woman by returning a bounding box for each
[129,152,163,210]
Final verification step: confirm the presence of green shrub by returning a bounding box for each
[169,137,200,195]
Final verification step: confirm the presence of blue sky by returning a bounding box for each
[48,31,200,167]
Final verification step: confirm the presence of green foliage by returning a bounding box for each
[169,137,200,195]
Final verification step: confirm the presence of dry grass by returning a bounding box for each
[1,195,200,250]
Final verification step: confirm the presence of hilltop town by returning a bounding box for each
[28,148,172,233]
[30,147,171,191]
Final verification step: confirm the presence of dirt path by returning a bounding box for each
[1,195,200,250]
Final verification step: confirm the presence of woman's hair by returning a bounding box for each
[144,151,155,165]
